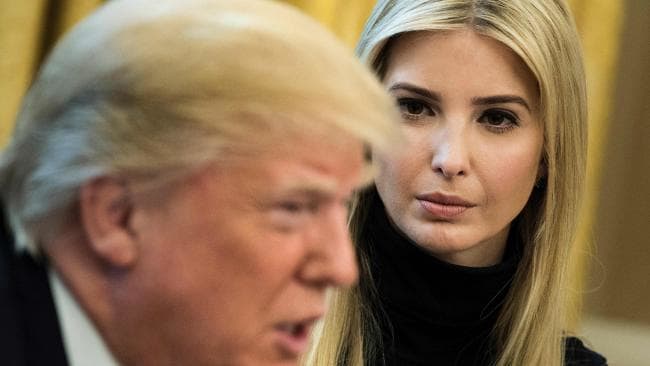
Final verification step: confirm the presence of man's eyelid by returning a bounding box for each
[280,190,330,205]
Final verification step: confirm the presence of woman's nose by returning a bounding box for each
[430,127,469,178]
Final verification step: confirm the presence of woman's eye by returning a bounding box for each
[479,109,519,132]
[397,98,434,120]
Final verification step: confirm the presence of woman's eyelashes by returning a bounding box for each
[395,96,520,134]
[396,97,436,121]
[478,108,520,133]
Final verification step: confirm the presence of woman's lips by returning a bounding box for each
[416,192,476,219]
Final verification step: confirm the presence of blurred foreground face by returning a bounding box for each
[376,30,543,267]
[119,135,363,365]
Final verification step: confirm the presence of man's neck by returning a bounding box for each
[48,269,119,366]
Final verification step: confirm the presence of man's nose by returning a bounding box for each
[430,124,469,179]
[300,206,358,288]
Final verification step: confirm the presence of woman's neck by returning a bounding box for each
[360,192,522,365]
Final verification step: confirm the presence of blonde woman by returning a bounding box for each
[308,0,606,365]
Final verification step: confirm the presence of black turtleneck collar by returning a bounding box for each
[362,190,521,366]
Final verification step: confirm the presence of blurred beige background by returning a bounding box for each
[1,1,648,364]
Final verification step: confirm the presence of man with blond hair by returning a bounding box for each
[0,0,398,364]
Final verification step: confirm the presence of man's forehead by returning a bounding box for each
[220,135,374,193]
[272,165,374,196]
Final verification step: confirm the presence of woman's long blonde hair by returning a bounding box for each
[306,1,587,365]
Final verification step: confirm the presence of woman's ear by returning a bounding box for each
[79,177,138,268]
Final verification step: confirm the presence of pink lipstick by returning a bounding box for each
[416,192,475,219]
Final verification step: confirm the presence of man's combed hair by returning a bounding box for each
[306,1,587,365]
[0,0,400,254]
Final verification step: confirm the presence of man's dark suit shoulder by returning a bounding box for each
[0,212,69,366]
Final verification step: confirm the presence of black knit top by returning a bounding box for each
[359,192,606,366]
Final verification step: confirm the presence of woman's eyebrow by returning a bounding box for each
[388,82,532,112]
[387,82,441,102]
[471,95,531,111]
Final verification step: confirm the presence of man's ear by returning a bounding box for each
[80,177,138,268]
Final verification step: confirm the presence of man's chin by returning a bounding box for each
[232,357,300,366]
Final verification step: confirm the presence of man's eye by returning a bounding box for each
[269,201,319,233]
[280,202,302,213]
[279,201,316,214]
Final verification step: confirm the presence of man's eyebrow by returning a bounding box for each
[277,180,338,197]
[471,95,531,111]
[387,82,441,102]
[277,168,373,198]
